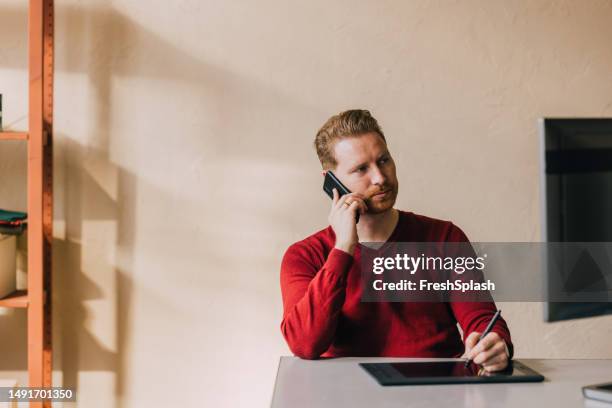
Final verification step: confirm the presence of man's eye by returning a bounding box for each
[356,166,367,173]
[379,157,389,164]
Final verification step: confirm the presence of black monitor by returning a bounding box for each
[540,118,612,322]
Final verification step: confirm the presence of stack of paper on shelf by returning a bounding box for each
[0,209,26,236]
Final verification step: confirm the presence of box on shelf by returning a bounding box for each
[0,234,17,299]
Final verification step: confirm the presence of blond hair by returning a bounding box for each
[314,109,386,169]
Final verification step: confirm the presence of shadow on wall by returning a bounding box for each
[0,3,220,406]
[0,2,324,406]
[54,137,136,397]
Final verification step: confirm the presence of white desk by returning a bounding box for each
[271,357,612,408]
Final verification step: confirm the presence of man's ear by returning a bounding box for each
[321,170,327,177]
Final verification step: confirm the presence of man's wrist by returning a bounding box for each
[334,243,355,255]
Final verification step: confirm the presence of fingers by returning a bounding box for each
[481,352,509,372]
[472,340,506,366]
[335,192,368,215]
[333,190,351,211]
[461,331,481,358]
[332,188,339,207]
[348,201,360,216]
[345,193,368,214]
[467,332,500,360]
[464,332,481,353]
[464,331,509,372]
[352,198,368,215]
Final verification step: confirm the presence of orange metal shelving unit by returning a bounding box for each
[0,0,53,406]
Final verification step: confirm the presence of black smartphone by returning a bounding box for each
[323,171,360,222]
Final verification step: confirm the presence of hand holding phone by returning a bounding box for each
[323,171,365,223]
[323,171,368,255]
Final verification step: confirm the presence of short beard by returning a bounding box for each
[366,189,397,214]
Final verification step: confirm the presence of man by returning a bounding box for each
[280,109,512,372]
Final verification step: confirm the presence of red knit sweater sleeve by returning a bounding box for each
[280,243,353,359]
[446,224,514,358]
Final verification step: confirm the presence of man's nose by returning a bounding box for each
[370,165,386,185]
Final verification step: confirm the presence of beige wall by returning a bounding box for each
[1,0,612,406]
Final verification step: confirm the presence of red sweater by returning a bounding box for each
[280,210,513,359]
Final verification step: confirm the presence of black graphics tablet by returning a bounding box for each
[360,360,545,386]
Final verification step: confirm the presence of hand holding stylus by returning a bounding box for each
[463,310,509,372]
